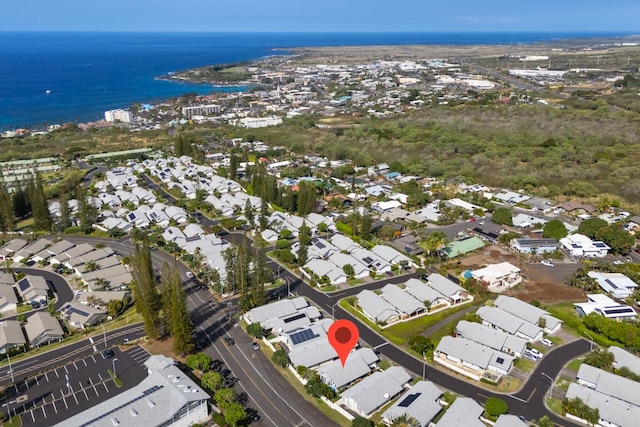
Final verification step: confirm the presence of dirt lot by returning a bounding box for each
[454,245,586,304]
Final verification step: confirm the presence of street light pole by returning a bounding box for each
[422,352,426,380]
[331,303,339,319]
[541,372,554,399]
[584,331,594,351]
[101,323,107,349]
[6,352,13,384]
[112,358,118,377]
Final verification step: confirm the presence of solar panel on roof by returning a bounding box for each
[315,241,326,249]
[66,306,90,317]
[604,279,620,290]
[17,278,30,291]
[185,235,201,242]
[363,257,373,264]
[496,357,505,364]
[603,307,635,315]
[398,393,421,407]
[283,312,306,324]
[290,329,319,345]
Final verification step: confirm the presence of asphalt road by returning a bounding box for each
[58,234,335,427]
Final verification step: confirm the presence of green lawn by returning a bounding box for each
[383,302,475,345]
[566,358,584,371]
[514,358,536,372]
[546,397,564,416]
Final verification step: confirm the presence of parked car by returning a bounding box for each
[219,368,231,377]
[186,271,194,279]
[224,336,235,346]
[541,259,554,267]
[523,351,538,362]
[540,338,553,347]
[528,348,543,359]
[102,349,115,359]
[251,342,260,351]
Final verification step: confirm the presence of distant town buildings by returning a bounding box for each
[104,109,134,123]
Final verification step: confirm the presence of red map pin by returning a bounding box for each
[328,319,359,367]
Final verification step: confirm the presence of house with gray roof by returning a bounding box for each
[55,243,96,267]
[24,312,64,347]
[15,275,49,305]
[327,252,369,279]
[82,264,133,290]
[31,240,75,264]
[494,295,562,334]
[456,320,527,358]
[566,382,640,427]
[0,320,26,353]
[0,238,28,260]
[302,259,347,285]
[340,366,411,417]
[577,363,640,407]
[435,397,485,427]
[70,247,114,267]
[12,238,52,263]
[77,290,129,308]
[56,355,210,427]
[0,284,18,314]
[318,348,378,390]
[243,297,320,334]
[511,238,558,254]
[587,271,639,299]
[476,306,543,342]
[434,336,514,381]
[493,414,528,427]
[289,340,339,368]
[59,301,108,329]
[0,272,14,286]
[380,284,425,317]
[76,255,121,274]
[357,290,400,324]
[610,346,640,377]
[403,278,450,309]
[351,248,392,274]
[426,273,470,305]
[162,226,186,243]
[331,233,360,253]
[371,244,415,268]
[382,381,443,427]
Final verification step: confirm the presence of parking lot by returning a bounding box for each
[2,345,149,426]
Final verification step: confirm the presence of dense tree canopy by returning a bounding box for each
[492,207,513,226]
[543,219,568,239]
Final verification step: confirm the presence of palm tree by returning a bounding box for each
[390,414,420,427]
[421,231,449,258]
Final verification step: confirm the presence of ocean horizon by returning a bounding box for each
[1,31,636,131]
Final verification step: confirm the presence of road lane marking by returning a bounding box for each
[30,409,35,422]
[63,365,68,374]
[374,342,389,349]
[226,334,312,426]
[62,395,68,409]
[52,399,58,413]
[41,405,46,418]
[72,390,79,405]
[44,372,49,382]
[508,394,528,403]
[73,361,78,370]
[35,376,39,385]
[102,382,109,393]
[80,382,89,400]
[54,369,59,378]
[91,355,97,363]
[82,359,87,367]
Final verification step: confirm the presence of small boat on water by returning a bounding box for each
[45,89,52,94]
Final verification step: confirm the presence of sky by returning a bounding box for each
[4,0,640,33]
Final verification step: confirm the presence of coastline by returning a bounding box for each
[2,31,640,131]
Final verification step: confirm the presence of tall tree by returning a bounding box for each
[361,201,372,240]
[222,247,237,294]
[28,171,52,231]
[76,188,97,232]
[0,172,14,231]
[229,152,238,179]
[59,191,71,231]
[250,246,268,307]
[130,235,162,338]
[12,180,30,219]
[169,261,193,355]
[244,199,254,228]
[258,198,269,231]
[160,262,175,330]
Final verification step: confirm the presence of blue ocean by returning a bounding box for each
[0,31,632,130]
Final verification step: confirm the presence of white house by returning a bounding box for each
[340,366,411,417]
[471,262,522,292]
[560,233,610,258]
